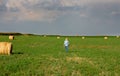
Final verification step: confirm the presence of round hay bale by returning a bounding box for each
[0,42,12,55]
[44,35,46,37]
[116,36,119,38]
[82,37,85,39]
[9,35,14,40]
[57,36,60,39]
[104,37,108,40]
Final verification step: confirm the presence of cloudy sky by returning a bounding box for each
[0,0,120,35]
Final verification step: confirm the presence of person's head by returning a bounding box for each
[65,38,68,41]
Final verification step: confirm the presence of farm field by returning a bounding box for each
[0,35,120,76]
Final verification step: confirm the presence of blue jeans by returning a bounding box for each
[65,46,69,52]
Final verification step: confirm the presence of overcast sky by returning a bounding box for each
[0,0,120,36]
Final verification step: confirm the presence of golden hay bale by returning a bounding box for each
[0,42,12,55]
[9,35,14,40]
[44,35,46,37]
[57,36,60,39]
[104,37,108,40]
[116,36,119,38]
[82,36,85,39]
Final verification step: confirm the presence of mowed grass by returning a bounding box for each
[0,35,120,76]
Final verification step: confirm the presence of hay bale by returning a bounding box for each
[44,35,46,37]
[0,42,12,55]
[116,36,119,38]
[104,37,108,40]
[9,35,14,40]
[57,36,60,39]
[82,37,85,39]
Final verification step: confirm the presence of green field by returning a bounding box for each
[0,35,120,76]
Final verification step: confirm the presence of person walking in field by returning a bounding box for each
[64,38,69,52]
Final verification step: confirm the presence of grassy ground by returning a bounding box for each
[0,35,120,76]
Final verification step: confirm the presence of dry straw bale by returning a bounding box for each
[116,36,119,38]
[9,35,14,40]
[104,36,108,40]
[82,36,85,39]
[57,36,60,39]
[0,42,12,55]
[44,35,46,37]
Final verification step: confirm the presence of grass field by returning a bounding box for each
[0,35,120,76]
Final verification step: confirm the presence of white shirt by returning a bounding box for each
[64,40,69,46]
